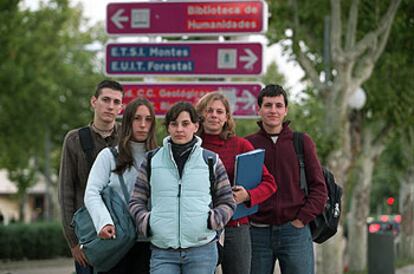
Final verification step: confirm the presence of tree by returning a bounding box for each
[372,130,414,260]
[0,0,105,220]
[267,0,402,273]
[346,1,414,268]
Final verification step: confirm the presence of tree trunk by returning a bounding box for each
[316,225,346,274]
[287,1,402,272]
[348,125,385,271]
[315,100,352,274]
[347,174,371,271]
[399,167,414,259]
[18,192,27,223]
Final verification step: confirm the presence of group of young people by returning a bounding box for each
[58,80,328,274]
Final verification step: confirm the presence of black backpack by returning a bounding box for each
[293,132,343,244]
[145,147,224,265]
[78,127,96,169]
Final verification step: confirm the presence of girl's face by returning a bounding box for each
[132,105,153,142]
[202,99,227,135]
[168,111,199,144]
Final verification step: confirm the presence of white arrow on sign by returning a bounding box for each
[222,88,256,112]
[239,49,258,70]
[237,89,256,110]
[111,9,129,29]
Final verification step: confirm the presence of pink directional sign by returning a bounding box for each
[106,42,263,77]
[107,0,267,36]
[121,82,262,117]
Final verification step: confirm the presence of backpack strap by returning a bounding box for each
[293,132,309,196]
[146,147,161,183]
[202,149,222,239]
[108,147,130,202]
[202,149,217,199]
[78,127,95,169]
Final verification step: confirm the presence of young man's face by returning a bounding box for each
[91,88,123,124]
[258,95,288,133]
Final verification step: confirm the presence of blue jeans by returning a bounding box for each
[150,241,217,274]
[221,224,251,274]
[250,223,314,274]
[75,261,93,274]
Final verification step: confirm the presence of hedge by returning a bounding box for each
[0,222,71,260]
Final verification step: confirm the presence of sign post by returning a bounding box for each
[121,82,262,118]
[106,42,263,77]
[107,0,267,36]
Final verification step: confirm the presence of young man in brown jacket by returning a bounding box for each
[246,84,327,274]
[58,80,123,274]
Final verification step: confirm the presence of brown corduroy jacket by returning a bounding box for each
[58,124,119,248]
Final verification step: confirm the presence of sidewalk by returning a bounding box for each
[0,258,413,274]
[398,264,414,274]
[0,258,74,274]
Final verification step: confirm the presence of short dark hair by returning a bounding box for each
[165,102,199,130]
[94,80,124,98]
[257,84,288,107]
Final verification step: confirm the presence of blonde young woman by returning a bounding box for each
[196,92,277,274]
[84,97,157,274]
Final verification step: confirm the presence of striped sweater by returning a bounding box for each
[129,136,236,245]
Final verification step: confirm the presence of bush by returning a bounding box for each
[0,222,70,260]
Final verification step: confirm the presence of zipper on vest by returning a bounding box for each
[178,179,182,247]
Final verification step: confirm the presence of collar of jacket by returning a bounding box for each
[201,133,225,146]
[256,120,291,138]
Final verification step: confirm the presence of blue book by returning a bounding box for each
[232,149,265,220]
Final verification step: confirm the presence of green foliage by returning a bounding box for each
[234,119,258,137]
[285,89,333,163]
[261,61,286,86]
[365,0,414,210]
[363,0,414,132]
[154,118,168,145]
[371,130,414,213]
[0,222,70,260]
[0,0,105,187]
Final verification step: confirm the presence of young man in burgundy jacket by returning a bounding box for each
[246,84,327,274]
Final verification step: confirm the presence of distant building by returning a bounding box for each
[0,170,47,224]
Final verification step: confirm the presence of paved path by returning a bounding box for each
[1,258,413,274]
[0,258,74,274]
[398,264,414,274]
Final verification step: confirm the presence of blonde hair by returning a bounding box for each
[195,92,235,140]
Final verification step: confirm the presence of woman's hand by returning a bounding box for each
[99,224,116,239]
[232,186,250,204]
[71,244,89,267]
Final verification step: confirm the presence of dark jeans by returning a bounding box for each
[250,223,314,274]
[221,224,251,274]
[75,261,93,274]
[150,241,217,274]
[99,241,151,274]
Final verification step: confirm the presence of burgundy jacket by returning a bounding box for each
[201,133,277,227]
[245,122,327,225]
